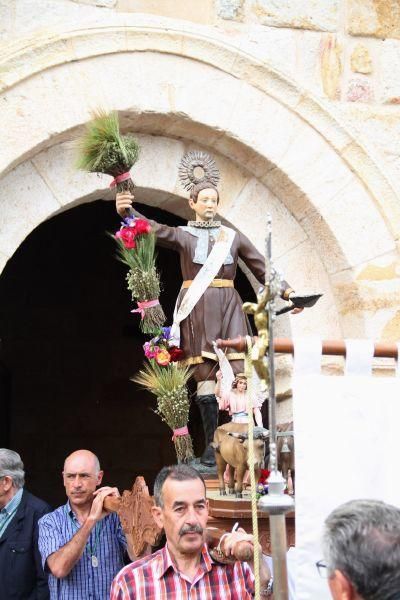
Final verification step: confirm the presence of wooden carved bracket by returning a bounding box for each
[104,476,163,556]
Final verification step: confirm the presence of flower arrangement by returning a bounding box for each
[133,328,194,463]
[76,110,165,333]
[114,215,166,334]
[76,109,139,193]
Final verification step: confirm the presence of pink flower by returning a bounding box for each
[143,342,159,359]
[133,219,151,235]
[116,227,136,249]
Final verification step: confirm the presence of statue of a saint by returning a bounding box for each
[116,151,297,467]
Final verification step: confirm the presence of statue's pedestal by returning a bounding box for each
[205,482,295,555]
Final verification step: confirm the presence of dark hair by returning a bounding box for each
[323,499,400,600]
[189,181,219,203]
[232,376,247,390]
[153,464,206,508]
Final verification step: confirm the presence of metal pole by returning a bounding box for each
[258,215,294,600]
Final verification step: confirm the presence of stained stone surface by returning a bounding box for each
[350,44,372,74]
[251,0,339,32]
[347,0,400,40]
[216,0,244,21]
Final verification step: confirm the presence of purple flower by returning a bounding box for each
[162,326,172,340]
[122,216,136,227]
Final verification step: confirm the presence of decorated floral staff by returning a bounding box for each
[116,151,301,468]
[133,327,194,463]
[76,110,165,333]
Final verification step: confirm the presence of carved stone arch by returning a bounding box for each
[0,17,398,343]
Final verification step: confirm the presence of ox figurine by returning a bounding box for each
[211,422,269,498]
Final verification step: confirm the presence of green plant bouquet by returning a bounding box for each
[133,328,194,463]
[76,109,139,193]
[76,110,165,333]
[114,221,166,334]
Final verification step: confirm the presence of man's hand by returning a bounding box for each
[216,370,223,381]
[223,528,257,559]
[90,486,121,523]
[116,192,134,217]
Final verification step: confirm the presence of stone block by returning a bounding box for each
[347,0,400,40]
[217,0,244,21]
[32,142,110,208]
[238,26,297,79]
[72,0,116,6]
[0,161,61,258]
[0,250,9,274]
[116,0,215,25]
[320,34,342,100]
[220,177,307,260]
[301,178,395,274]
[350,44,372,74]
[346,77,373,103]
[251,0,339,32]
[381,39,400,103]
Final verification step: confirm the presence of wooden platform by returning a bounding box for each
[205,481,295,554]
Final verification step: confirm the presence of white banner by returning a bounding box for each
[293,340,400,599]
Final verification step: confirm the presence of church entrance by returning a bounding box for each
[0,199,256,507]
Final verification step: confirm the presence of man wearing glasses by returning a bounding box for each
[0,448,51,599]
[317,499,400,600]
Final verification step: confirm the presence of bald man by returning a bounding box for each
[38,450,134,600]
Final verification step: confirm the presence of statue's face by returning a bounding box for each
[189,188,218,221]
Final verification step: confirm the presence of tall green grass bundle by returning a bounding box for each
[76,110,140,193]
[115,231,166,334]
[133,362,194,463]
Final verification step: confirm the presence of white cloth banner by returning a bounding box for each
[293,339,400,600]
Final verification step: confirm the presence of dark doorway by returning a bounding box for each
[0,199,256,507]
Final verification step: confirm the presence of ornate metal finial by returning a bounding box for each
[178,151,220,192]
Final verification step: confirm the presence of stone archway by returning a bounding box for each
[0,19,398,346]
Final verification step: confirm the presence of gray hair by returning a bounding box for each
[0,449,25,489]
[153,464,206,508]
[323,499,400,600]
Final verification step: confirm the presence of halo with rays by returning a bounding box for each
[178,151,220,191]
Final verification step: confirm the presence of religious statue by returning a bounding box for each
[116,151,298,468]
[215,371,263,427]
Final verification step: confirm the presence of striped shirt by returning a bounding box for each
[0,487,23,538]
[38,501,127,600]
[110,543,255,599]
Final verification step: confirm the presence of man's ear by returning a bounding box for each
[188,198,196,211]
[96,470,104,486]
[151,505,164,529]
[328,569,356,600]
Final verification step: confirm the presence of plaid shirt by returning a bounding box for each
[110,543,254,599]
[39,501,127,600]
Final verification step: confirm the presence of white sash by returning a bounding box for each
[169,226,236,347]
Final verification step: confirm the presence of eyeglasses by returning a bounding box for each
[316,560,329,578]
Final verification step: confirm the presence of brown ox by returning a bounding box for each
[211,422,269,498]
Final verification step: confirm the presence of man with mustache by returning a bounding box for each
[38,450,135,600]
[110,464,271,599]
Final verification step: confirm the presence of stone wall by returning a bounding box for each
[0,1,399,447]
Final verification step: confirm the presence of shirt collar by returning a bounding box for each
[157,543,214,579]
[0,487,23,516]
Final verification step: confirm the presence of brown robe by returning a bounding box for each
[134,211,290,381]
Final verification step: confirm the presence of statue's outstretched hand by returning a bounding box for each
[116,192,134,217]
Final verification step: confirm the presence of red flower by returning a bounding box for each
[258,469,270,484]
[169,347,184,362]
[116,227,136,249]
[134,219,152,235]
